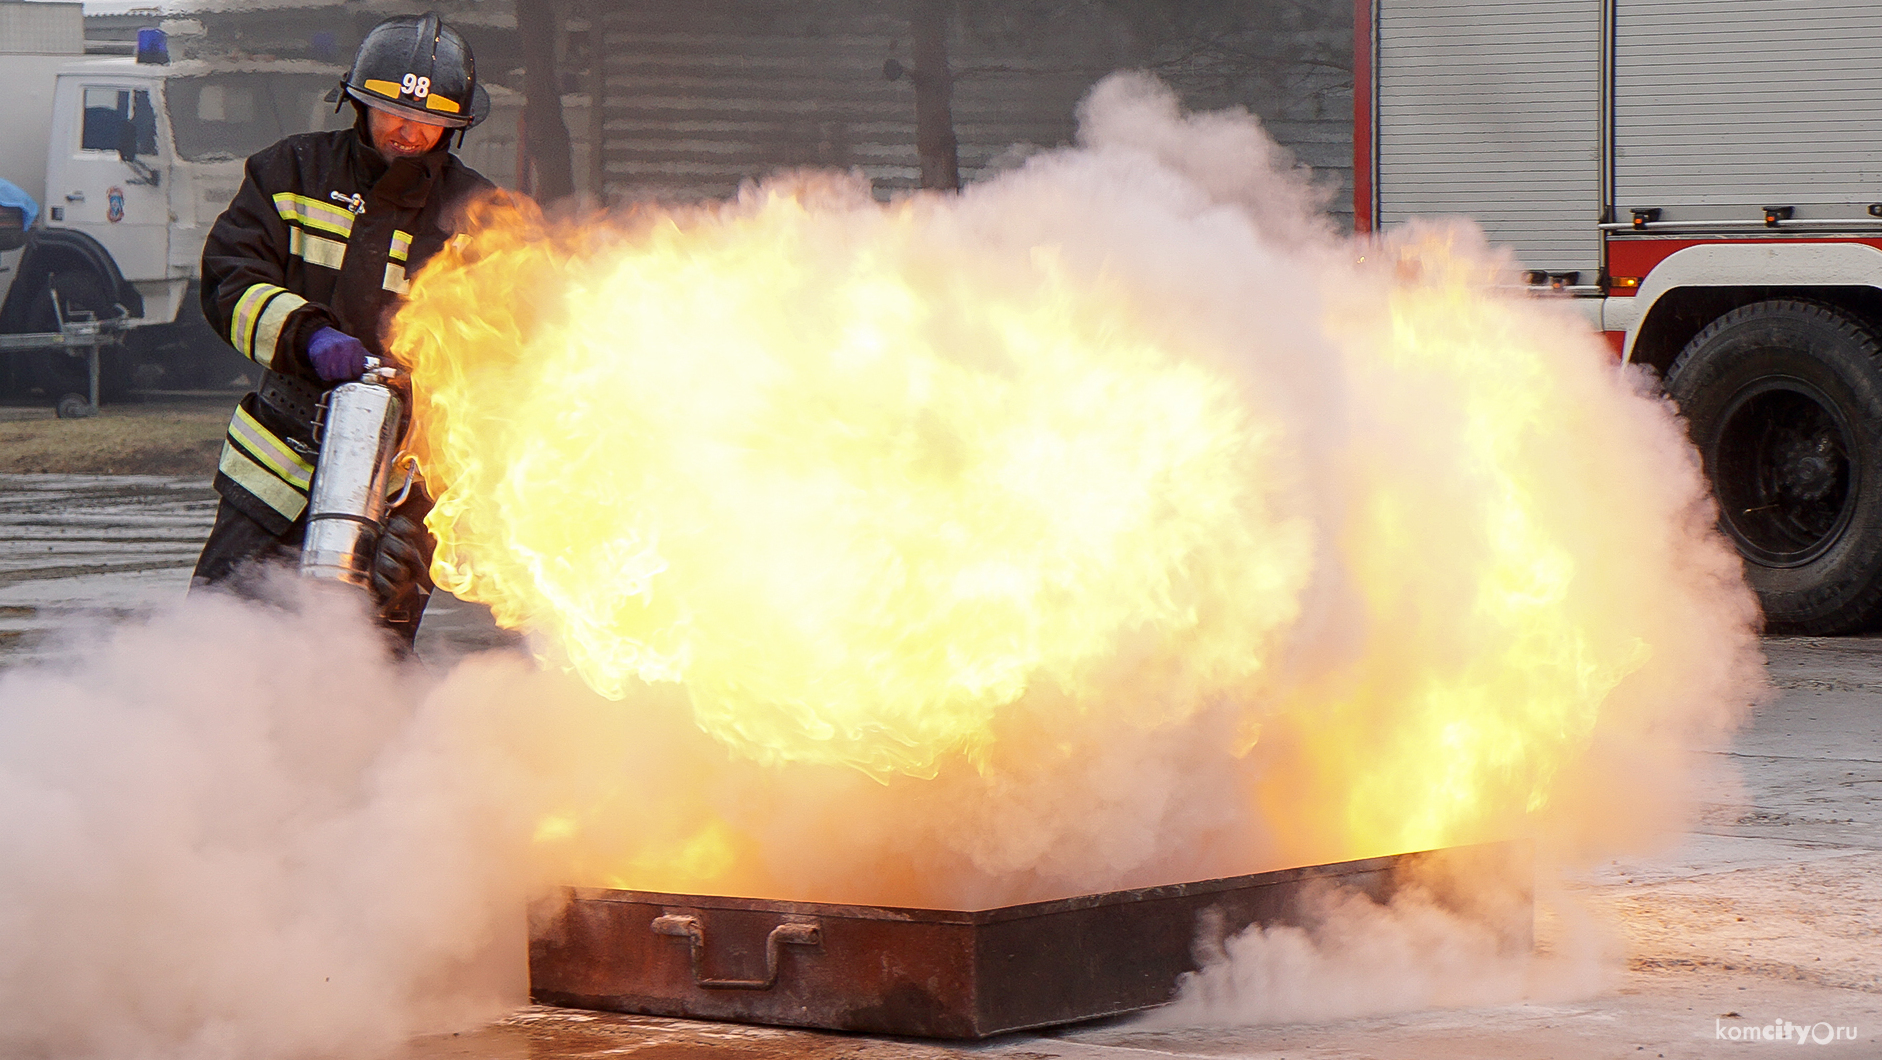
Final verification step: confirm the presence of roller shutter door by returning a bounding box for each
[1376,0,1601,275]
[1614,0,1882,222]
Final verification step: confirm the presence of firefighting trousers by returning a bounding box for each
[189,493,434,651]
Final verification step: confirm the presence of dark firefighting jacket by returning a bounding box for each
[200,125,491,535]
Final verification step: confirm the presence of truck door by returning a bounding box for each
[45,78,169,288]
[1613,0,1882,225]
[1370,0,1603,281]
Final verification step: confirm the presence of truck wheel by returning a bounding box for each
[24,267,111,330]
[1666,299,1882,634]
[21,268,132,402]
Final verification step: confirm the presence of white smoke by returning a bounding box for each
[0,72,1765,1055]
[1164,889,1530,1025]
[0,585,531,1059]
[1150,846,1621,1027]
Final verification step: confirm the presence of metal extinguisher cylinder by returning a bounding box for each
[300,356,406,588]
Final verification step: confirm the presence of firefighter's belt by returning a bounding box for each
[258,370,324,424]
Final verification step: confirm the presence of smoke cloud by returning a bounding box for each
[0,586,515,1059]
[0,72,1764,1055]
[1163,888,1531,1025]
[1149,845,1620,1027]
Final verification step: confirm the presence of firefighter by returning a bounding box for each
[189,12,494,650]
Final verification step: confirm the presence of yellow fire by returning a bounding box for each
[1251,238,1664,866]
[396,187,1310,780]
[389,177,1747,899]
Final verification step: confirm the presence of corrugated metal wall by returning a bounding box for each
[1613,0,1882,222]
[595,3,918,200]
[593,1,1353,225]
[1375,0,1600,274]
[157,1,1353,223]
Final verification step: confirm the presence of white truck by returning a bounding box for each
[0,1,347,407]
[1361,0,1882,634]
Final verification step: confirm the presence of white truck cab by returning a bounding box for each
[0,1,345,398]
[40,56,350,328]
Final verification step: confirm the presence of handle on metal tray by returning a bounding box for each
[651,913,821,990]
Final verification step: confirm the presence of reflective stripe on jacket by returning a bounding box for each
[200,125,491,534]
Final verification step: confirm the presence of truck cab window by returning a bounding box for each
[80,87,158,155]
[197,83,257,124]
[164,75,348,163]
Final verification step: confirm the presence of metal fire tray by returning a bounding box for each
[530,841,1530,1040]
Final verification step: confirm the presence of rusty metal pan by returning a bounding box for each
[530,840,1531,1039]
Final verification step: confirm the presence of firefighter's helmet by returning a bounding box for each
[334,13,488,129]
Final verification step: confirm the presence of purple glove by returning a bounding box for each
[307,326,369,382]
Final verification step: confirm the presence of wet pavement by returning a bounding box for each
[0,472,517,666]
[0,474,219,661]
[2,474,1878,1058]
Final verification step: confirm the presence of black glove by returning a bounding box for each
[370,511,433,628]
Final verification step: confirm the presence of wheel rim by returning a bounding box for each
[1711,376,1858,568]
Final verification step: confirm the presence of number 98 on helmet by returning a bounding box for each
[331,12,489,131]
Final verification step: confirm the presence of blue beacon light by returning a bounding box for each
[135,28,170,65]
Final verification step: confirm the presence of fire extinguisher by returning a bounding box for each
[299,355,420,588]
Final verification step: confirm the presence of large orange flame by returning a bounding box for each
[388,95,1756,905]
[398,184,1312,780]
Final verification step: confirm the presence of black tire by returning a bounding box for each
[1666,299,1882,634]
[56,393,96,419]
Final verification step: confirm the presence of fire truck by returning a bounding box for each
[1360,0,1882,634]
[0,1,348,408]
